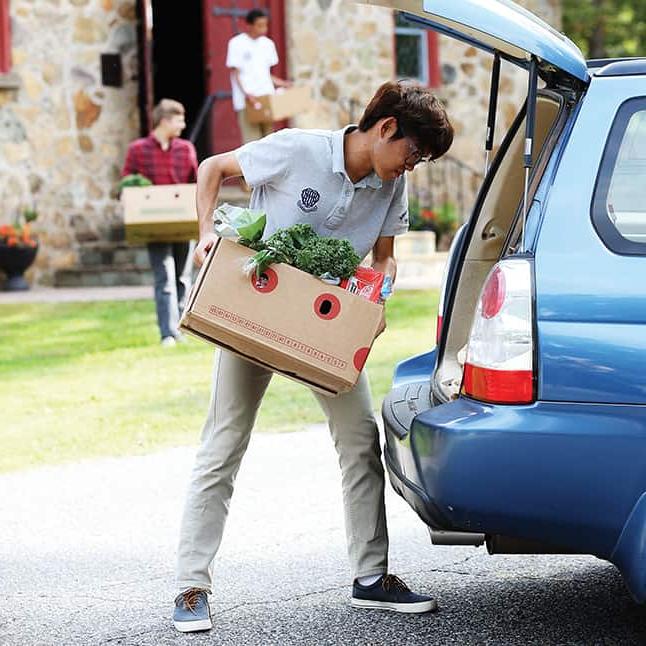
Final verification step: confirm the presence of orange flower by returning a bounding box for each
[1,212,38,246]
[21,224,34,244]
[0,224,16,238]
[421,209,437,221]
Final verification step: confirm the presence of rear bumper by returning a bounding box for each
[384,443,452,530]
[383,394,646,560]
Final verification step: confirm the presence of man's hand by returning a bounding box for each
[194,233,219,268]
[195,153,242,264]
[271,74,292,89]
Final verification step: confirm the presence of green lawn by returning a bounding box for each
[0,290,438,473]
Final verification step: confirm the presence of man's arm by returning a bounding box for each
[231,68,257,103]
[270,74,291,88]
[371,236,397,283]
[371,236,397,337]
[194,152,244,266]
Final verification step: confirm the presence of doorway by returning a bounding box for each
[150,2,208,157]
[136,1,286,158]
[203,0,287,154]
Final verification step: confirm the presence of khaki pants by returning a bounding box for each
[176,350,389,592]
[237,108,273,144]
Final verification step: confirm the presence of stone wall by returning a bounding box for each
[286,0,395,129]
[0,0,139,285]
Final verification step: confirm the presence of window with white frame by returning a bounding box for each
[394,12,429,85]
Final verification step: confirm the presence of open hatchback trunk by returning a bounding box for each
[359,0,590,402]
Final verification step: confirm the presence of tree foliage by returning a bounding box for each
[563,0,646,59]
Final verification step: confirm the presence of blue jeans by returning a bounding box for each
[147,242,193,340]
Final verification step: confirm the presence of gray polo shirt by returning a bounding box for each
[235,126,409,260]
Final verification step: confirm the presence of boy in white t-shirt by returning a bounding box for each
[226,9,291,143]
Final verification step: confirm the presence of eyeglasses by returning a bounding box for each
[404,137,434,168]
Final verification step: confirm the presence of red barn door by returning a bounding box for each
[202,0,287,154]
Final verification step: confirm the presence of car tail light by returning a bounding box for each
[462,258,535,404]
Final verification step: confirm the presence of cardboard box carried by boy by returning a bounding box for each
[180,237,384,396]
[246,86,313,125]
[121,184,198,245]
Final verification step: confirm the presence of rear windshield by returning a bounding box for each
[592,97,646,253]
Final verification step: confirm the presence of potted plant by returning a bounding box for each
[408,199,460,254]
[0,209,39,291]
[433,202,460,250]
[409,201,438,234]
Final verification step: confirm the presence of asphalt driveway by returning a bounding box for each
[2,427,646,645]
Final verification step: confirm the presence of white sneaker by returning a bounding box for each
[161,336,176,348]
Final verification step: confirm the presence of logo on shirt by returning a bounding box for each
[297,187,320,213]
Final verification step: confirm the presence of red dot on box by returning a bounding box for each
[251,268,278,293]
[314,293,341,320]
[353,347,370,372]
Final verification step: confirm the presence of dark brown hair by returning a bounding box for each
[358,81,454,160]
[246,8,267,24]
[152,99,185,128]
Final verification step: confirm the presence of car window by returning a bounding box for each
[593,98,646,254]
[607,110,646,243]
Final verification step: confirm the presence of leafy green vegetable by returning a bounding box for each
[240,223,360,280]
[233,210,266,242]
[214,204,267,242]
[294,237,360,279]
[119,173,153,189]
[264,223,317,261]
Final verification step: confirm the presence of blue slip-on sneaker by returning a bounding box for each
[351,574,438,614]
[173,588,212,632]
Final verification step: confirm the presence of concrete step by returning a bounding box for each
[54,264,153,288]
[78,242,149,269]
[106,223,126,243]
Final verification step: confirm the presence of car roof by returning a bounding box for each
[588,58,646,77]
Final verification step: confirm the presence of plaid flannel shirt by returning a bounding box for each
[122,134,198,185]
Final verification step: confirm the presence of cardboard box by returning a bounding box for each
[180,238,383,396]
[246,86,313,124]
[122,184,198,244]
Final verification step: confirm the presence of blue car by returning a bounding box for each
[366,1,646,601]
